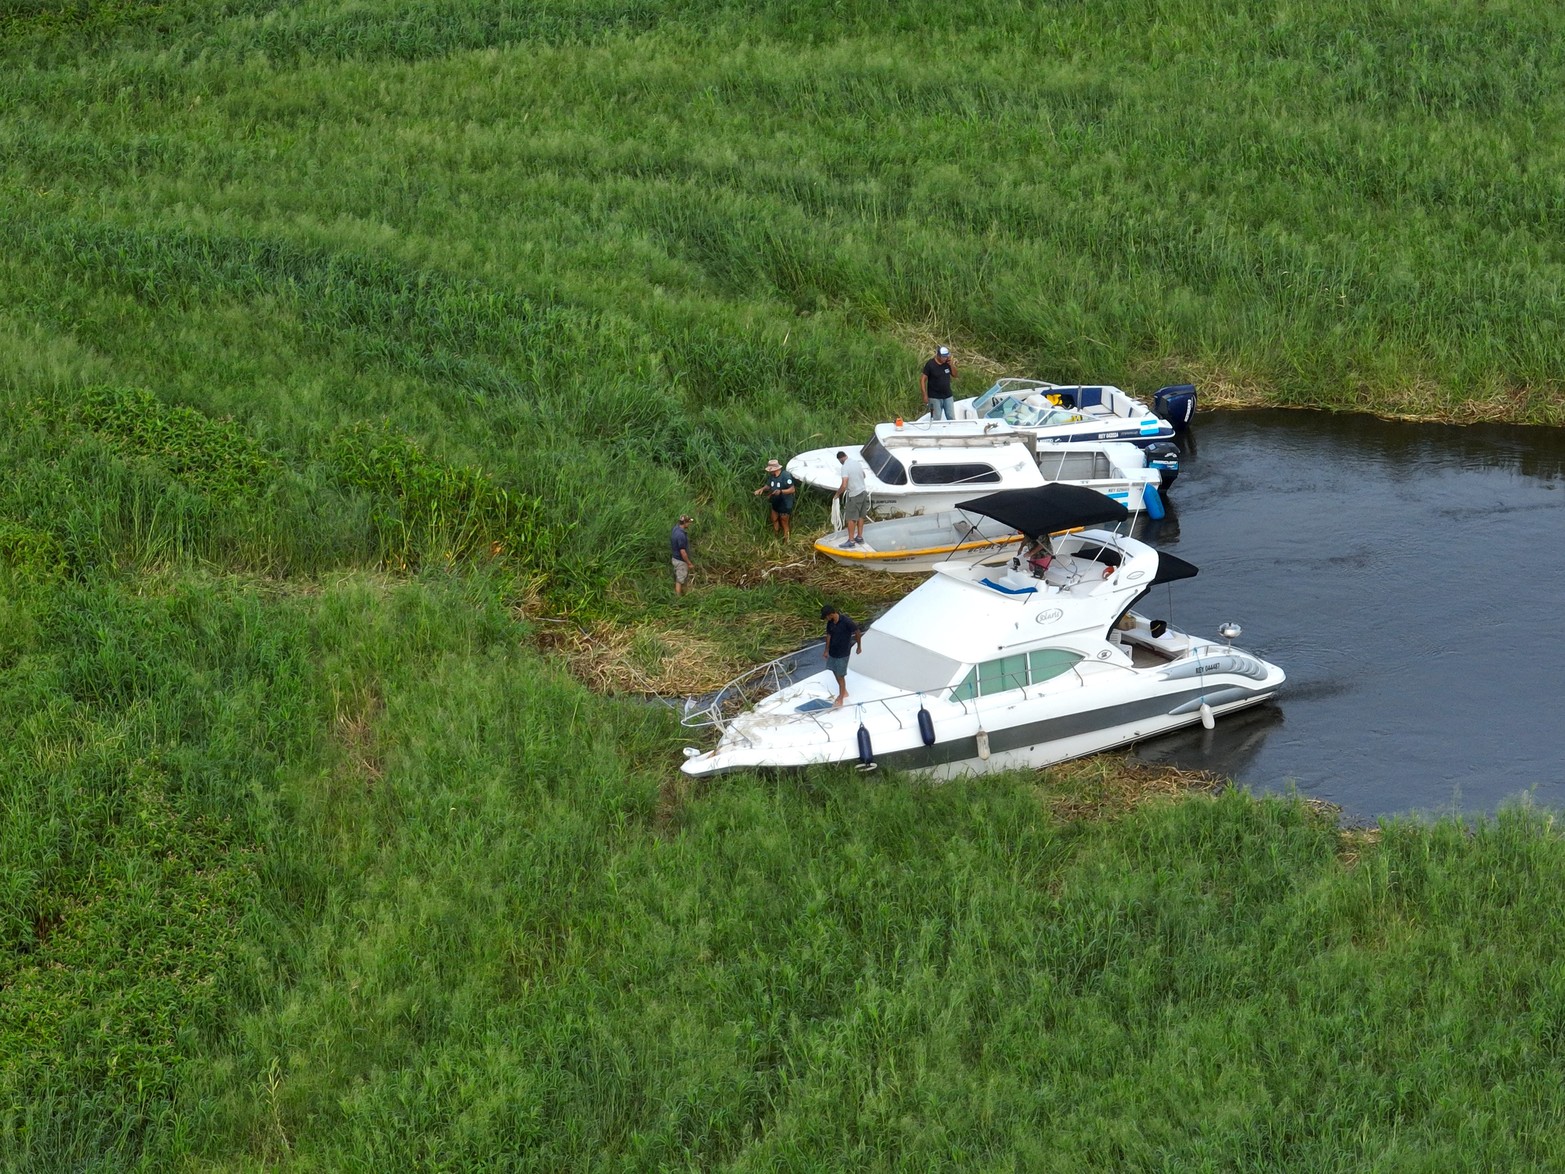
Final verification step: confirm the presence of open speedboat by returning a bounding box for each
[788,423,1167,520]
[681,485,1284,780]
[921,378,1195,476]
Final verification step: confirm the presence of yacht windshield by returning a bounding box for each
[860,435,907,485]
[852,630,963,691]
[981,394,1081,429]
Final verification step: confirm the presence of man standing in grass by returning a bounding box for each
[921,345,958,420]
[834,450,869,547]
[753,458,796,539]
[820,604,862,708]
[670,514,694,596]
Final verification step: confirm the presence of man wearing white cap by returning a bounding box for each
[753,458,797,538]
[921,345,958,420]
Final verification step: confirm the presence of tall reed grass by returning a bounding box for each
[5,0,1565,1166]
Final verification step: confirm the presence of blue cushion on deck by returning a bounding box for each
[980,577,1037,595]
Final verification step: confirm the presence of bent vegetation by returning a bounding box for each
[4,0,1565,1168]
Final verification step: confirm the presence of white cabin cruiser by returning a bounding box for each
[918,378,1194,484]
[681,485,1284,780]
[788,421,1166,520]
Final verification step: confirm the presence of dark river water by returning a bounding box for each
[1129,409,1565,822]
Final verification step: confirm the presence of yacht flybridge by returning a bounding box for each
[680,485,1284,780]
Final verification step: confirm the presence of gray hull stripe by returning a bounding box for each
[871,684,1273,771]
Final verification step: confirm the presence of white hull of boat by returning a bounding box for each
[681,638,1280,781]
[682,500,1284,783]
[788,428,1162,521]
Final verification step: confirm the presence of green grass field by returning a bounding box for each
[5,0,1565,1167]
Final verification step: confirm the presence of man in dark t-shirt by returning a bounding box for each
[921,345,958,421]
[820,605,863,707]
[670,515,693,595]
[753,458,797,538]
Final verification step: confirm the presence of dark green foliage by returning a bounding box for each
[324,418,552,575]
[64,384,278,500]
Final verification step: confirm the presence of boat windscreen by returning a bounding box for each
[852,629,963,692]
[861,435,907,485]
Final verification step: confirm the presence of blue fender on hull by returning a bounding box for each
[917,706,936,746]
[857,724,875,765]
[1143,482,1165,520]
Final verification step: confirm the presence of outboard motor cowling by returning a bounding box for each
[1142,440,1181,489]
[1153,384,1197,432]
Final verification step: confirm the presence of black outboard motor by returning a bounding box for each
[1143,440,1181,489]
[1152,384,1197,432]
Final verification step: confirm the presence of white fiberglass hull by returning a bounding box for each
[680,645,1284,781]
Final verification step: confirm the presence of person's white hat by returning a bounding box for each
[937,346,950,356]
[766,458,782,471]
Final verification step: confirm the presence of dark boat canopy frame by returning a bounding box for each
[957,485,1201,584]
[955,485,1130,538]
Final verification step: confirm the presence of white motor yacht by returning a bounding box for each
[787,422,1166,520]
[681,485,1284,780]
[921,378,1195,481]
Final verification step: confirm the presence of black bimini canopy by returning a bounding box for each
[955,485,1130,538]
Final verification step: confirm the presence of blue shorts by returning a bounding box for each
[826,654,850,678]
[770,495,794,515]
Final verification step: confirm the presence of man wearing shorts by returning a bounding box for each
[670,514,693,595]
[753,458,796,538]
[820,605,862,708]
[834,450,870,547]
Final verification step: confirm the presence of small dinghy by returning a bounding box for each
[814,508,1021,572]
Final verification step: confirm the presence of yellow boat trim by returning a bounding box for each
[814,533,1023,561]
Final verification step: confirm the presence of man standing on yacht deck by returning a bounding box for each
[921,345,958,421]
[820,605,862,708]
[834,450,869,547]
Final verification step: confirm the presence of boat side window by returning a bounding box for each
[910,462,1001,485]
[948,650,1085,702]
[949,667,978,702]
[1028,649,1083,683]
[860,436,907,485]
[979,654,1029,695]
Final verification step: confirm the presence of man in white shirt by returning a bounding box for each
[834,450,870,547]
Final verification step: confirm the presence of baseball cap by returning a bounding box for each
[937,346,950,356]
[678,514,693,524]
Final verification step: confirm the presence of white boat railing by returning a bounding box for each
[681,641,825,733]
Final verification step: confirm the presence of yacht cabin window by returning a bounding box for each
[909,462,1002,486]
[948,649,1085,701]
